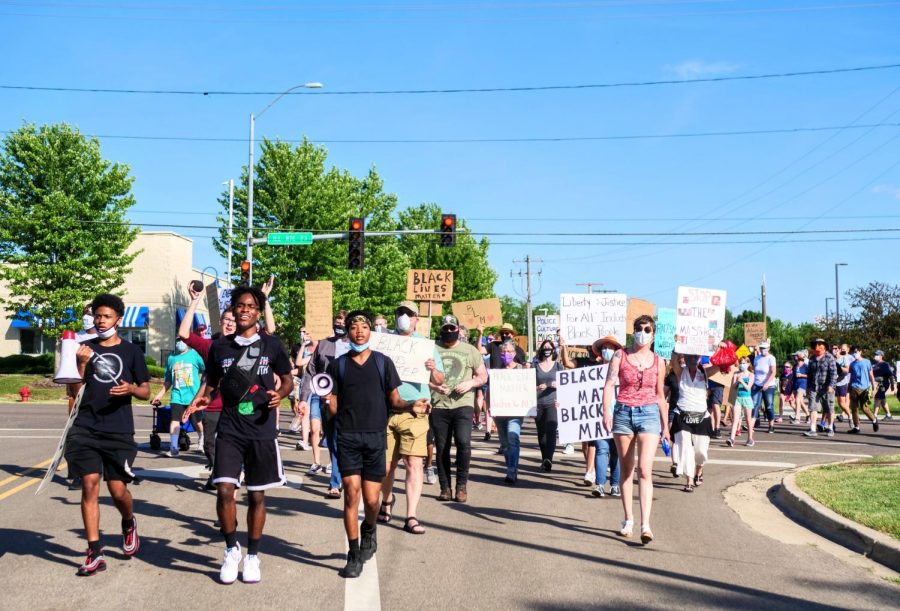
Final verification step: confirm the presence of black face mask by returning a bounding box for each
[540,349,553,358]
[333,325,346,337]
[440,330,457,343]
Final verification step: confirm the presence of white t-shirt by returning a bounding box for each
[753,354,776,387]
[835,355,852,387]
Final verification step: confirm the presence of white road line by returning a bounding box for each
[0,435,59,439]
[132,465,304,488]
[709,448,871,458]
[653,457,796,468]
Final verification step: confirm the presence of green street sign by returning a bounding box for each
[267,232,313,246]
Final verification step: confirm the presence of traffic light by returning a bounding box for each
[440,213,456,247]
[348,217,365,269]
[240,260,251,285]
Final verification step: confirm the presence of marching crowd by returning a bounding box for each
[61,281,896,583]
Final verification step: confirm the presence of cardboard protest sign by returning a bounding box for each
[560,293,627,346]
[655,308,676,360]
[488,368,536,418]
[406,269,453,302]
[304,281,333,340]
[626,298,656,326]
[535,315,560,342]
[706,365,735,389]
[674,286,727,356]
[735,344,751,358]
[419,302,442,317]
[514,335,529,354]
[566,346,590,359]
[557,364,612,444]
[451,298,502,329]
[415,317,432,338]
[743,322,767,347]
[205,283,222,333]
[370,332,435,384]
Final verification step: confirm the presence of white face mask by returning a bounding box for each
[396,314,412,333]
[633,331,653,346]
[82,315,94,332]
[97,326,117,339]
[601,348,615,361]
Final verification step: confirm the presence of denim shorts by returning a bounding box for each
[309,395,323,421]
[612,403,662,435]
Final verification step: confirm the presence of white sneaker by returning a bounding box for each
[220,544,242,584]
[325,463,332,475]
[306,463,323,475]
[289,414,302,433]
[425,466,437,485]
[167,448,179,458]
[242,554,261,583]
[563,444,575,455]
[197,434,205,450]
[583,471,595,486]
[295,440,311,451]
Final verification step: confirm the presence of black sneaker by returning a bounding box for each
[204,477,217,491]
[359,526,377,563]
[122,517,139,557]
[710,429,722,439]
[76,549,106,576]
[68,476,82,491]
[340,550,363,578]
[873,420,880,432]
[540,459,552,472]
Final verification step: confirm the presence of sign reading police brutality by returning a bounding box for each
[655,307,676,360]
[560,293,627,346]
[305,280,334,341]
[407,269,454,302]
[674,286,727,356]
[535,314,560,342]
[451,298,502,329]
[488,368,536,418]
[369,332,435,384]
[557,364,611,443]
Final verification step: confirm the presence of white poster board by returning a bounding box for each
[535,315,560,343]
[488,368,536,418]
[560,293,627,346]
[674,286,727,356]
[369,332,435,384]
[557,364,612,444]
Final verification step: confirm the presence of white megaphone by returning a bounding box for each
[311,373,334,397]
[54,330,83,384]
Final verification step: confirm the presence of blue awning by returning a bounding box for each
[122,306,149,328]
[175,308,207,330]
[10,311,37,329]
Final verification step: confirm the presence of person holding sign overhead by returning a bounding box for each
[603,315,669,545]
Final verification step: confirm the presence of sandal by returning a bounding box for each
[670,464,678,478]
[694,473,704,486]
[326,488,341,499]
[640,526,654,545]
[377,495,395,523]
[403,516,425,535]
[683,484,694,493]
[618,519,634,537]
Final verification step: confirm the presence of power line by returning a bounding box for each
[2,63,898,97]
[4,123,899,146]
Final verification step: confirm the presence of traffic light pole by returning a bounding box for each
[248,228,442,246]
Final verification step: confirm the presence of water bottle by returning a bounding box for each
[661,435,671,457]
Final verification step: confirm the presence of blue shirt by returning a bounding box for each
[849,357,873,390]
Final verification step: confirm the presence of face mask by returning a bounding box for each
[440,329,457,343]
[396,314,412,333]
[601,348,615,361]
[175,341,188,353]
[333,325,346,337]
[82,315,94,331]
[540,349,553,359]
[350,342,369,353]
[840,350,847,355]
[740,363,749,372]
[784,367,791,374]
[374,325,385,333]
[759,348,768,355]
[633,331,653,346]
[501,352,514,365]
[875,355,883,362]
[815,346,825,356]
[97,326,117,339]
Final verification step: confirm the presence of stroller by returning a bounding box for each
[149,403,195,452]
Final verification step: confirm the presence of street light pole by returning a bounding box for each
[835,263,848,329]
[246,81,323,285]
[224,179,234,282]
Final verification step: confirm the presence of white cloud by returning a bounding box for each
[872,184,900,199]
[670,60,741,79]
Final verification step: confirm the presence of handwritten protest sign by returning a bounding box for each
[451,298,502,329]
[557,364,611,444]
[205,283,222,333]
[415,317,432,338]
[406,269,453,302]
[560,293,627,346]
[419,302,442,317]
[674,286,727,356]
[488,368,536,418]
[743,322,767,347]
[304,281,333,340]
[535,315,560,342]
[369,332,435,384]
[655,307,676,360]
[626,298,656,326]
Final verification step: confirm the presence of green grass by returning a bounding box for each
[796,454,900,541]
[0,373,166,403]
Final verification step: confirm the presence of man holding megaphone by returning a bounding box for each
[63,294,152,577]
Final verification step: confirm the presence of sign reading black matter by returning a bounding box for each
[556,364,612,444]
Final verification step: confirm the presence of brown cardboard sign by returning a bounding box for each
[743,322,767,347]
[305,280,333,340]
[406,269,454,302]
[451,298,503,330]
[626,298,656,326]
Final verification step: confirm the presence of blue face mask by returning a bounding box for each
[350,342,369,353]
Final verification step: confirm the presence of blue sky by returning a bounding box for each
[2,1,900,324]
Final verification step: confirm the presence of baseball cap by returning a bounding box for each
[440,314,459,329]
[345,310,373,327]
[875,349,885,356]
[396,300,419,316]
[758,340,769,349]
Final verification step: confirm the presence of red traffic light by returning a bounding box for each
[240,260,251,273]
[442,216,454,227]
[350,219,362,231]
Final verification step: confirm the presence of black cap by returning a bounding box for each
[345,310,373,328]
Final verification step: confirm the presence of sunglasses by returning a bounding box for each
[635,325,653,333]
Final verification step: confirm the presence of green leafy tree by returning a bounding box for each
[830,282,900,360]
[725,309,817,362]
[0,123,139,338]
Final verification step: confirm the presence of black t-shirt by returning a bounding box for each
[487,341,527,369]
[873,361,894,392]
[664,370,680,412]
[206,333,292,440]
[327,352,402,433]
[74,338,150,435]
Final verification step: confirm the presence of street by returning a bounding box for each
[1,402,897,610]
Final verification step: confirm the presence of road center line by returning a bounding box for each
[0,457,54,487]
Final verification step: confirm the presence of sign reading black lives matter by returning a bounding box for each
[556,364,612,444]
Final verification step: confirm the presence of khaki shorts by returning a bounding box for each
[386,412,429,460]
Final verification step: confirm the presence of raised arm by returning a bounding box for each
[179,283,203,341]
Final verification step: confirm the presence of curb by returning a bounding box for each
[775,463,900,572]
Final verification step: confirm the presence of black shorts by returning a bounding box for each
[65,426,138,483]
[426,425,435,446]
[337,431,387,483]
[707,382,724,409]
[170,403,200,428]
[212,434,285,491]
[835,384,849,397]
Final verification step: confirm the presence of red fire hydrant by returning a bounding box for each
[19,386,31,402]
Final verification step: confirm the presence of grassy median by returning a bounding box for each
[795,454,900,541]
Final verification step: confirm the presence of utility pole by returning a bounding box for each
[512,256,542,355]
[575,282,604,294]
[761,274,767,333]
[224,179,234,281]
[835,263,847,330]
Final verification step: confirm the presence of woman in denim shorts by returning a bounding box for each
[602,315,669,545]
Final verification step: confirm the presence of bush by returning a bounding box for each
[148,365,165,378]
[145,355,157,367]
[0,353,54,374]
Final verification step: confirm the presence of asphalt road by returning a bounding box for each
[0,402,897,610]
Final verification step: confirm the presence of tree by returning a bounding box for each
[497,297,558,336]
[837,282,900,360]
[0,123,139,338]
[724,309,817,362]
